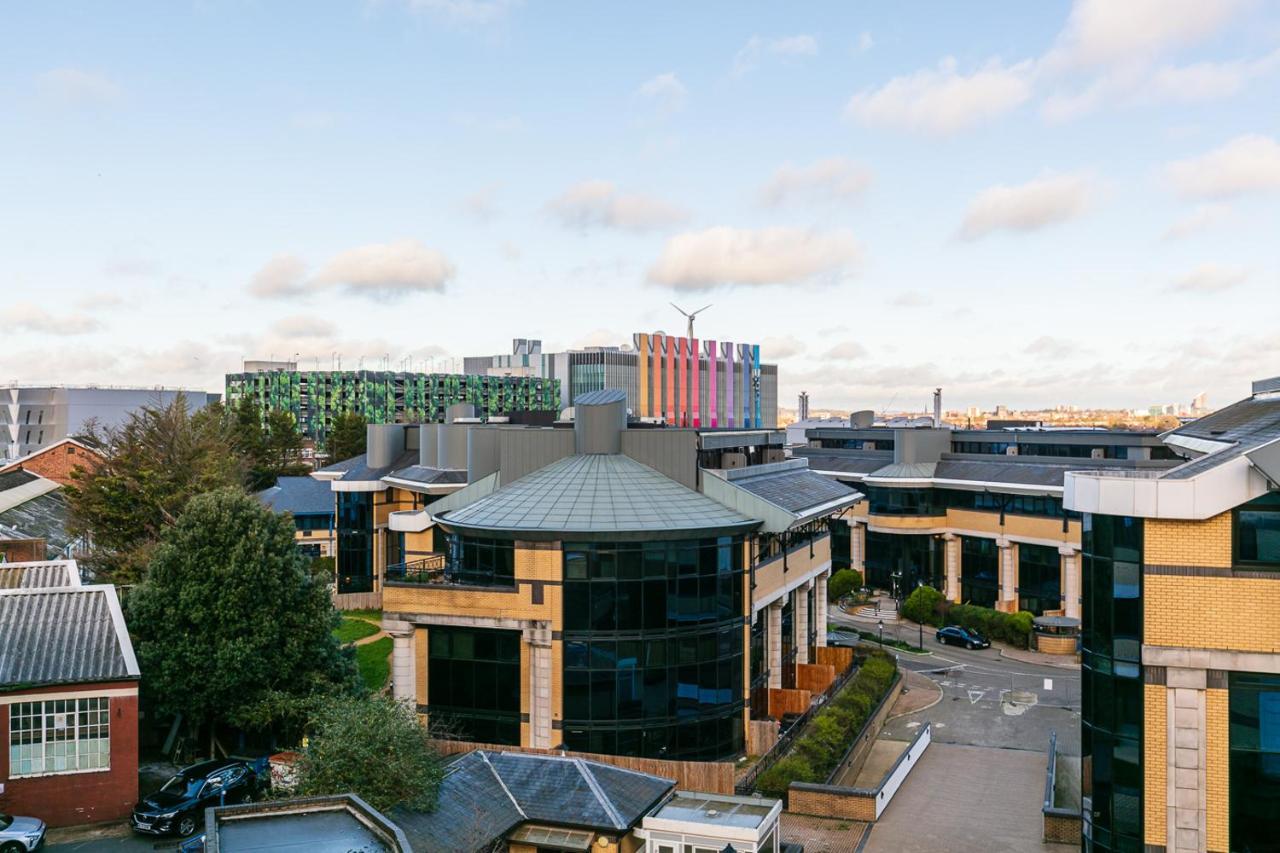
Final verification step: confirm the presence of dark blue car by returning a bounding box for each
[131,759,264,838]
[936,625,990,650]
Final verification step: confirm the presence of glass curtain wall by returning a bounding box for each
[1228,671,1280,851]
[1081,514,1144,853]
[428,626,521,745]
[336,492,373,593]
[1018,543,1062,615]
[960,536,999,608]
[864,532,944,596]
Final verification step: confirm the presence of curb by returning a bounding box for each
[999,648,1082,671]
[886,677,945,721]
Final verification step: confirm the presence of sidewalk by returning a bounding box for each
[999,645,1080,671]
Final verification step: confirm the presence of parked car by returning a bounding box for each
[0,813,46,853]
[936,625,990,650]
[131,759,263,838]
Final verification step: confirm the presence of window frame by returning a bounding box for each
[7,696,112,778]
[1233,500,1280,569]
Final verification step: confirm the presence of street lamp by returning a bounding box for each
[878,619,884,649]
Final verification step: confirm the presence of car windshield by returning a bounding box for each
[0,815,12,830]
[160,775,205,797]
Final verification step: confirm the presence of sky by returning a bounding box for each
[3,0,1279,413]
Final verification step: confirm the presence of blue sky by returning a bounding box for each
[3,0,1278,411]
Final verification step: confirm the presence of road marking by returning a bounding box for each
[967,689,985,704]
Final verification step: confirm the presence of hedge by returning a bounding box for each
[828,568,863,601]
[901,585,1034,649]
[755,652,897,798]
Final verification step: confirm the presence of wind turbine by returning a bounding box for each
[669,303,712,340]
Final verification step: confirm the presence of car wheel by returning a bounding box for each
[2,842,26,853]
[967,641,976,650]
[177,815,198,837]
[935,633,943,643]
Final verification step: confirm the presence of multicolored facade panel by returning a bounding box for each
[632,332,764,429]
[225,370,560,449]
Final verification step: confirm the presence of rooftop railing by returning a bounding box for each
[384,554,447,584]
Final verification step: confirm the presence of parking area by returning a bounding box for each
[866,742,1058,853]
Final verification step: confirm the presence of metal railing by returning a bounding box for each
[384,554,447,584]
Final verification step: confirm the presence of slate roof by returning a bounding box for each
[439,454,755,536]
[1160,393,1280,480]
[933,459,1077,488]
[256,476,335,516]
[724,465,859,514]
[0,560,80,590]
[392,750,673,852]
[788,450,890,477]
[384,464,468,486]
[0,585,139,688]
[330,450,420,484]
[0,488,75,556]
[575,388,628,406]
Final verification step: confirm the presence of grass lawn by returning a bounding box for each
[334,616,380,645]
[356,636,392,692]
[344,608,383,622]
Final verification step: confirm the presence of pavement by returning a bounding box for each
[865,742,1059,853]
[44,823,181,852]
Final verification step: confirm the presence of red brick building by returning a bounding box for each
[0,438,103,487]
[0,560,140,826]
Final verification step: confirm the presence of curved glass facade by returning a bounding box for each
[1081,514,1144,853]
[561,537,746,760]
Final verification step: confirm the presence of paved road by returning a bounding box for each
[831,608,1081,755]
[45,832,184,853]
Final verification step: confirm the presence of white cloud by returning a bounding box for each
[844,57,1032,135]
[1162,204,1231,241]
[823,341,868,361]
[647,226,861,290]
[1168,264,1251,293]
[889,291,929,308]
[761,335,806,359]
[636,73,687,117]
[250,241,455,300]
[1166,134,1280,199]
[547,181,688,232]
[461,185,500,221]
[958,174,1092,240]
[1024,336,1076,358]
[406,0,520,25]
[1149,50,1280,101]
[76,293,125,311]
[249,254,310,298]
[10,302,100,335]
[36,68,121,106]
[314,240,455,298]
[103,258,159,277]
[732,35,819,76]
[271,316,337,339]
[1045,0,1251,70]
[759,158,872,207]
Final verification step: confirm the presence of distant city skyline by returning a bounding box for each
[3,1,1278,410]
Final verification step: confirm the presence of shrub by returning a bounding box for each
[752,651,898,798]
[901,585,944,627]
[828,568,863,601]
[947,603,1034,649]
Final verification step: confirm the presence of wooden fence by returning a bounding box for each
[431,739,736,794]
[332,590,381,611]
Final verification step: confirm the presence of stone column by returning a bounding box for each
[796,580,812,665]
[767,601,783,689]
[1166,667,1208,853]
[814,570,829,649]
[942,533,961,603]
[997,538,1016,611]
[389,627,416,705]
[1059,546,1080,620]
[525,625,553,749]
[850,521,865,573]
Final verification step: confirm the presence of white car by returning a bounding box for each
[0,813,46,852]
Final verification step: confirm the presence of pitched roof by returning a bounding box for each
[0,486,74,557]
[256,475,335,516]
[438,454,755,536]
[392,750,673,852]
[1161,393,1280,480]
[383,464,468,487]
[0,585,139,688]
[0,559,80,590]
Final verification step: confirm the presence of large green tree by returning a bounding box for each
[296,695,444,813]
[127,488,358,740]
[65,395,243,583]
[231,398,310,490]
[326,411,368,463]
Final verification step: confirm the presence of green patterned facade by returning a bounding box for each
[225,370,561,449]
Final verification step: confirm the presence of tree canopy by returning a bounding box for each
[296,695,444,813]
[65,395,244,583]
[231,397,310,491]
[326,411,368,463]
[126,488,358,732]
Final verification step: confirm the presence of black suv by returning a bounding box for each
[131,759,263,837]
[936,625,991,650]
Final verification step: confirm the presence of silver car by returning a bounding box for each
[0,813,46,852]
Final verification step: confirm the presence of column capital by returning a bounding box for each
[1058,544,1079,556]
[940,532,958,541]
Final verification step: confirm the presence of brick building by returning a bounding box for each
[1065,375,1280,852]
[0,560,141,826]
[0,438,103,487]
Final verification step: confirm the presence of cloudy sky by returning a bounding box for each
[3,1,1279,412]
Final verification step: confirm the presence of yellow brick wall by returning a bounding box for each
[1206,688,1229,852]
[868,514,946,530]
[1145,574,1280,652]
[415,627,428,706]
[1144,683,1166,848]
[382,543,563,626]
[1145,513,1233,568]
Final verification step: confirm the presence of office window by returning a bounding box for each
[1235,493,1280,568]
[428,627,521,745]
[444,534,515,587]
[336,492,373,593]
[8,697,110,776]
[1017,543,1061,616]
[1229,671,1280,852]
[960,536,998,609]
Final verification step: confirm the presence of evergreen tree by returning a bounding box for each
[326,411,368,463]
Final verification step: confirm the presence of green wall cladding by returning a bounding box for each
[225,370,560,449]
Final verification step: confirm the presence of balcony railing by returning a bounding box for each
[384,554,447,584]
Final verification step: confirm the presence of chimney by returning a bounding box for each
[933,388,942,428]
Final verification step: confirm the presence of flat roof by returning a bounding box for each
[649,791,778,830]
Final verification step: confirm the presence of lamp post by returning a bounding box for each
[878,619,884,649]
